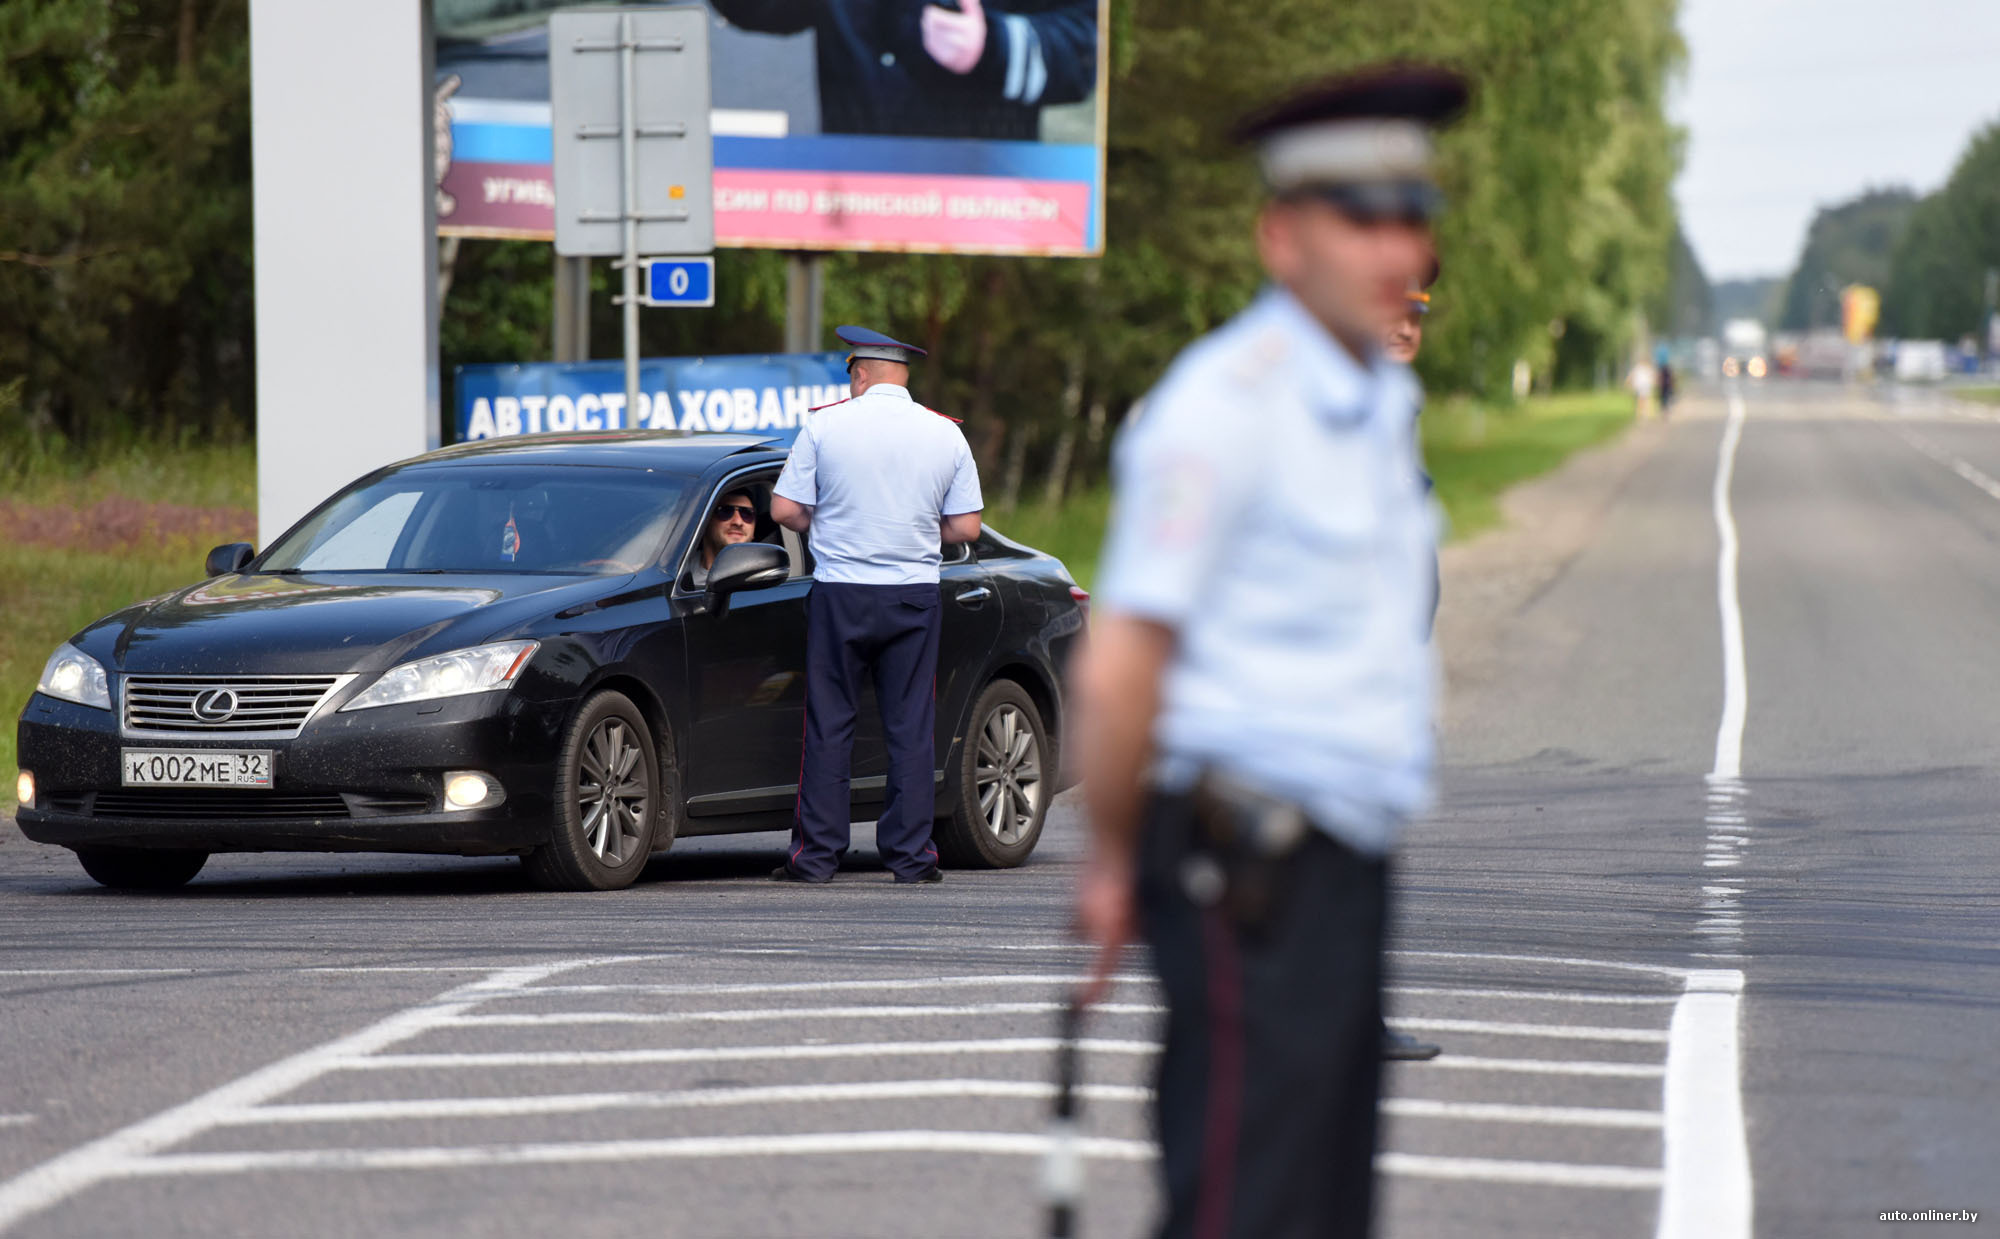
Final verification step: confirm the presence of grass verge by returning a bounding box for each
[1954,386,2000,406]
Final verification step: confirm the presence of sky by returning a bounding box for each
[1673,0,2000,281]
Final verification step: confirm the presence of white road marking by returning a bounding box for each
[1712,392,1749,780]
[509,973,1151,1000]
[224,1080,1157,1125]
[0,957,619,1234]
[1897,426,2000,502]
[342,1037,1162,1071]
[1388,984,1677,1006]
[1403,1056,1664,1079]
[1388,1017,1667,1043]
[1657,969,1752,1239]
[0,1117,33,1130]
[1383,1098,1661,1129]
[119,1131,1159,1177]
[1379,1152,1662,1191]
[0,969,197,978]
[105,1135,1661,1192]
[442,1000,1164,1028]
[1388,950,1685,978]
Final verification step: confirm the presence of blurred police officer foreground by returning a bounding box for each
[1070,65,1470,1239]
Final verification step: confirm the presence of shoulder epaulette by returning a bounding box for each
[806,397,853,413]
[923,406,964,424]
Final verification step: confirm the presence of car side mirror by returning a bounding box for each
[205,543,254,577]
[704,541,789,610]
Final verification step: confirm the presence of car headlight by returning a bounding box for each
[36,644,111,711]
[339,640,539,712]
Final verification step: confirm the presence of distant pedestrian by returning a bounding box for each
[1659,360,1677,417]
[1072,65,1470,1239]
[1629,358,1658,419]
[770,327,984,885]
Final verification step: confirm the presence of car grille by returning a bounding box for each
[90,791,349,820]
[123,676,345,738]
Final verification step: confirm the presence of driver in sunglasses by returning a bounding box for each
[689,489,758,587]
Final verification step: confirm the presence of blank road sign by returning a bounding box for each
[644,258,715,307]
[550,7,715,258]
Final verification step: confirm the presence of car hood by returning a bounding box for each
[78,572,631,677]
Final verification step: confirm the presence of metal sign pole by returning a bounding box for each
[618,10,644,433]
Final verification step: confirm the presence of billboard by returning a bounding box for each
[434,0,1107,255]
[455,351,852,442]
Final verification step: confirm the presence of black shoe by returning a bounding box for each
[894,865,944,885]
[1382,1028,1441,1061]
[770,864,830,884]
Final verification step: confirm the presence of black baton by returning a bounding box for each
[1043,998,1084,1238]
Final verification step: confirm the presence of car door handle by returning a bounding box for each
[954,586,993,608]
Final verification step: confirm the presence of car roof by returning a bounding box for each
[395,432,786,475]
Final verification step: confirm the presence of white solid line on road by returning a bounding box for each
[508,973,1151,1000]
[224,1080,1156,1125]
[442,1000,1164,1028]
[1657,969,1752,1239]
[1388,984,1677,1005]
[1382,1098,1661,1129]
[341,1037,1162,1071]
[1379,1152,1662,1191]
[0,1117,33,1130]
[112,1133,1660,1192]
[1387,950,1684,978]
[0,969,197,978]
[0,957,618,1234]
[1388,1017,1668,1043]
[1711,391,1749,781]
[1403,1056,1664,1079]
[120,1130,1160,1178]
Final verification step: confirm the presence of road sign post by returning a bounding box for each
[550,7,714,433]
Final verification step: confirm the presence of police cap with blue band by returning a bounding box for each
[836,325,928,368]
[1232,65,1470,221]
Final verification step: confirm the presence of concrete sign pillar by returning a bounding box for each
[250,1,439,547]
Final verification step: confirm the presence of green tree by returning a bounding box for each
[1883,120,2000,341]
[1776,188,1916,331]
[0,0,253,449]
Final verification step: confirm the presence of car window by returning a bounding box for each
[679,471,796,589]
[261,465,691,574]
[293,490,422,571]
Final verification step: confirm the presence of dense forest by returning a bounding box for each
[4,0,1691,486]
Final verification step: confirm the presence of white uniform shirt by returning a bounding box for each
[775,383,984,586]
[1094,287,1438,855]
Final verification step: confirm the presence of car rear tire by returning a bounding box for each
[74,846,208,891]
[523,690,660,891]
[935,680,1050,869]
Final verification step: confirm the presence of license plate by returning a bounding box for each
[121,750,274,789]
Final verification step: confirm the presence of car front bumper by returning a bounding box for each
[14,690,570,856]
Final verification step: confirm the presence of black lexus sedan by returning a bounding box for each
[13,433,1087,891]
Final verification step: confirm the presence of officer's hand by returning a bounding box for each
[1073,850,1134,1007]
[920,0,986,75]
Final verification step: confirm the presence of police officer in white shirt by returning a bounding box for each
[1069,67,1470,1238]
[770,326,985,884]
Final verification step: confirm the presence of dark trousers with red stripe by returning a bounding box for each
[791,582,942,881]
[1138,791,1389,1239]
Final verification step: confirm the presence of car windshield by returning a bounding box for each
[258,464,691,574]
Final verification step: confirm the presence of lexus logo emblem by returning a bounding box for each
[191,689,240,723]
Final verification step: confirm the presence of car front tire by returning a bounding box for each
[935,679,1050,869]
[74,846,208,891]
[524,690,660,891]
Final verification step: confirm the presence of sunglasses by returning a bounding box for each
[712,503,756,524]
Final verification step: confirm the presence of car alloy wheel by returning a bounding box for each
[578,715,649,865]
[524,689,659,891]
[975,702,1043,846]
[936,679,1050,869]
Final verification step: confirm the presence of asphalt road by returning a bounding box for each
[2,379,1996,1237]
